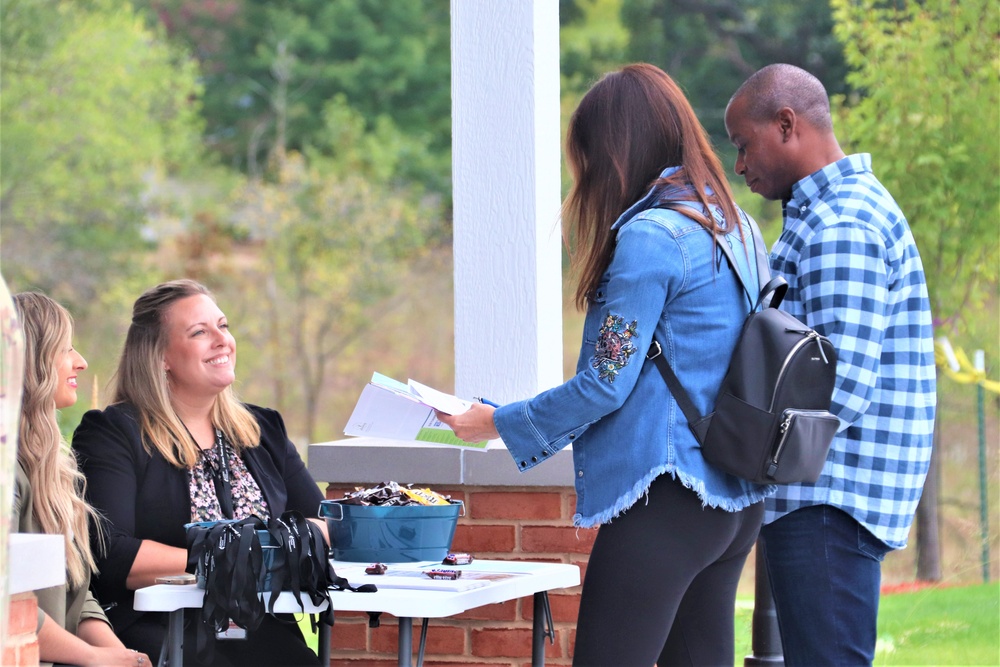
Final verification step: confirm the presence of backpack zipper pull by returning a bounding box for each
[809,332,829,364]
[767,412,795,478]
[785,328,830,365]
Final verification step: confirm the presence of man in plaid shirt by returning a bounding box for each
[725,64,936,665]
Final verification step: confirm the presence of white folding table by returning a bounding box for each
[327,559,580,667]
[133,584,331,667]
[134,559,579,667]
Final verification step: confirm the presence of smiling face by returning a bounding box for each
[161,294,236,405]
[54,333,87,409]
[724,94,799,202]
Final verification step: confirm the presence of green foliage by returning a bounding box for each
[832,0,1000,334]
[620,0,849,153]
[141,0,452,194]
[0,0,204,305]
[560,0,630,98]
[220,150,440,442]
[309,94,439,192]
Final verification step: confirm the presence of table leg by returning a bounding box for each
[416,618,429,667]
[168,609,184,667]
[397,617,413,667]
[318,615,331,666]
[531,592,554,667]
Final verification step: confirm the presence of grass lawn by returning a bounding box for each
[735,583,1000,666]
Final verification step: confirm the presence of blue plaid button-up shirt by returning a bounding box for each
[765,153,936,549]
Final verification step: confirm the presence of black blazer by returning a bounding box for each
[72,402,324,632]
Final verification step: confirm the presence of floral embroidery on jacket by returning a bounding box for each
[592,313,639,382]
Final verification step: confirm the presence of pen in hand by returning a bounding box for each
[475,396,500,408]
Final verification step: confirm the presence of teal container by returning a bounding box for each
[318,500,464,563]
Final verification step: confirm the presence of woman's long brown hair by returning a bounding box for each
[563,63,742,310]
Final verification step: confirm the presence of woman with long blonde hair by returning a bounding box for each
[73,279,325,666]
[13,292,150,667]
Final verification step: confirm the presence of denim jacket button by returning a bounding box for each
[541,451,548,457]
[519,461,527,468]
[568,433,575,441]
[531,456,538,462]
[577,470,584,478]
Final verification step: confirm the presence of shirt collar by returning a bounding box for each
[787,153,872,209]
[611,165,684,231]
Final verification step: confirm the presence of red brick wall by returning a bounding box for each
[4,592,40,667]
[323,485,590,667]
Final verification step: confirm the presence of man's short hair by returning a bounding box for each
[730,64,833,132]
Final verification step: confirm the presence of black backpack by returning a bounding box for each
[646,205,838,485]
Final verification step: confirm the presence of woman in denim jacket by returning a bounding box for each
[439,63,773,666]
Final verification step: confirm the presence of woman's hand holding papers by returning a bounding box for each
[435,404,499,443]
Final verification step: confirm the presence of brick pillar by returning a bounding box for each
[4,592,40,667]
[323,485,590,667]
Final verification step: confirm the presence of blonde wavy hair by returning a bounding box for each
[14,292,99,588]
[110,279,261,468]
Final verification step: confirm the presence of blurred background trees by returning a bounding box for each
[1,0,996,581]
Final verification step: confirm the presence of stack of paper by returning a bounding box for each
[343,372,488,449]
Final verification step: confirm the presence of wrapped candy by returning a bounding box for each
[337,481,453,507]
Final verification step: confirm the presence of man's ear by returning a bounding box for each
[776,107,796,142]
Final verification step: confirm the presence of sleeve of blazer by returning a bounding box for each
[248,405,324,518]
[72,406,147,598]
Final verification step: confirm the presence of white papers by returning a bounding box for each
[343,372,487,449]
[408,379,472,416]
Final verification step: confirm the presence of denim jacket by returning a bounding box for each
[494,167,775,527]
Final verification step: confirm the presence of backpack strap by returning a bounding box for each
[646,339,708,445]
[649,201,769,308]
[643,200,768,443]
[755,276,788,311]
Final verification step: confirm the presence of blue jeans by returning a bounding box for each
[760,504,892,666]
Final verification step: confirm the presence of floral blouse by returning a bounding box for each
[188,436,270,522]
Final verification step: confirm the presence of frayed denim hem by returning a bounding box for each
[572,465,775,528]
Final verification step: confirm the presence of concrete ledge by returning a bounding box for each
[8,533,65,594]
[308,437,575,487]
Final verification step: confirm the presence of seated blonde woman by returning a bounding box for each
[13,292,150,667]
[73,280,327,666]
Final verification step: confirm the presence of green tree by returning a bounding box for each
[619,0,848,158]
[832,0,999,333]
[560,0,630,99]
[138,0,452,194]
[223,151,439,444]
[0,0,204,306]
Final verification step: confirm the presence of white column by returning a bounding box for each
[450,0,563,404]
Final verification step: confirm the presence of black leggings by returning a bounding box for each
[573,473,763,667]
